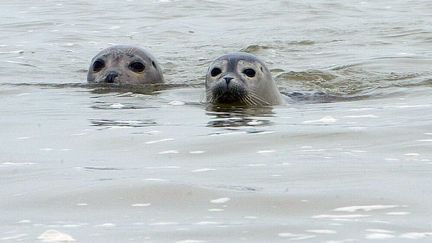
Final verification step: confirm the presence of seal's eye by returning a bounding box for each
[243,68,256,78]
[211,68,222,77]
[129,62,145,72]
[93,59,105,72]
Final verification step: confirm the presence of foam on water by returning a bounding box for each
[146,138,175,144]
[131,203,151,207]
[150,222,179,226]
[399,232,432,239]
[37,230,75,242]
[1,234,28,241]
[365,233,395,239]
[303,116,337,124]
[333,205,401,212]
[95,223,116,227]
[158,150,179,154]
[191,168,216,173]
[312,214,370,219]
[210,198,231,204]
[189,151,206,154]
[307,230,337,234]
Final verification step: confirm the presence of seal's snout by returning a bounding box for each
[105,71,119,83]
[223,76,233,85]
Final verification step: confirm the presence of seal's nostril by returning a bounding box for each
[105,71,119,83]
[224,77,233,84]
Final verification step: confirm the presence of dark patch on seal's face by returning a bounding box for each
[87,45,164,85]
[205,52,271,106]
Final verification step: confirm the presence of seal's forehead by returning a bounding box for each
[97,47,137,58]
[93,46,150,61]
[214,52,265,66]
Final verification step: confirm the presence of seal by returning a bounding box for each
[87,45,164,85]
[205,52,285,106]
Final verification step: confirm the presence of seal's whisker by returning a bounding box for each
[205,91,212,102]
[245,94,258,106]
[249,91,271,106]
[206,89,219,103]
[247,93,262,106]
[241,95,252,106]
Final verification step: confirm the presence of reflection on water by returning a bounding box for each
[90,102,156,110]
[88,83,194,95]
[206,105,274,128]
[89,119,157,128]
[207,118,272,129]
[83,166,123,171]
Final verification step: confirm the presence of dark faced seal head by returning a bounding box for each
[205,52,285,106]
[87,45,164,85]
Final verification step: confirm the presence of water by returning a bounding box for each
[1,0,432,242]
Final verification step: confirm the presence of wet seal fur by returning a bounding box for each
[205,52,285,106]
[87,45,164,85]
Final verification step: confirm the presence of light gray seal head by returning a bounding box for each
[205,52,285,106]
[87,45,164,85]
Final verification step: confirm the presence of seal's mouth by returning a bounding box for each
[94,79,121,86]
[207,80,270,106]
[210,83,247,104]
[215,92,243,103]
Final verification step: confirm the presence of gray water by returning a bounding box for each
[1,0,432,242]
